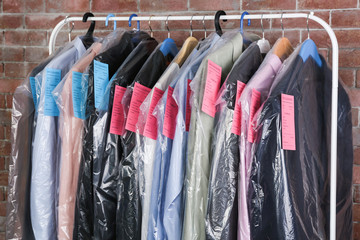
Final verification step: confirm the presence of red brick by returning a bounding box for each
[354,204,360,222]
[353,109,359,128]
[0,232,6,240]
[2,47,24,62]
[332,10,360,28]
[0,111,10,125]
[349,88,360,107]
[335,30,360,49]
[141,0,187,11]
[25,47,49,62]
[0,128,4,140]
[189,0,239,11]
[25,15,67,29]
[25,0,45,13]
[3,0,24,13]
[6,95,12,109]
[4,63,27,79]
[242,0,295,10]
[354,165,360,184]
[355,223,360,240]
[0,79,22,93]
[353,128,360,146]
[339,69,354,88]
[357,70,360,88]
[5,31,47,46]
[272,11,329,29]
[0,15,23,29]
[0,140,10,156]
[298,0,356,9]
[0,96,5,109]
[46,0,89,13]
[0,158,5,172]
[0,202,6,217]
[94,0,138,13]
[339,49,360,68]
[354,185,360,203]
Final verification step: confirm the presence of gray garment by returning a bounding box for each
[183,32,243,240]
[30,37,86,240]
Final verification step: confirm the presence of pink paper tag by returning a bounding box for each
[163,86,178,139]
[231,81,246,135]
[248,89,261,143]
[185,79,192,132]
[281,94,296,150]
[143,87,165,140]
[201,60,222,117]
[109,85,127,136]
[125,82,151,133]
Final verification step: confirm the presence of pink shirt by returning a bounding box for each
[238,53,282,240]
[57,43,102,240]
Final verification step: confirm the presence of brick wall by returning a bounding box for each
[0,0,359,239]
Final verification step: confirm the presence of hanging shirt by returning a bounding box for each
[146,33,220,240]
[55,42,102,240]
[92,38,158,240]
[30,37,86,240]
[7,47,63,240]
[205,42,263,240]
[73,29,149,240]
[137,36,198,240]
[237,51,282,240]
[183,31,243,240]
[248,42,353,239]
[116,42,176,240]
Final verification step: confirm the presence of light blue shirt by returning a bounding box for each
[147,33,220,240]
[30,37,86,240]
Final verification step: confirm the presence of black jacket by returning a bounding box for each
[205,43,263,240]
[115,45,175,240]
[249,52,353,239]
[73,30,150,240]
[92,38,158,240]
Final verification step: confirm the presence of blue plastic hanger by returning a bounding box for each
[299,39,322,67]
[299,14,322,67]
[129,14,140,31]
[240,11,251,34]
[105,13,116,31]
[159,16,178,57]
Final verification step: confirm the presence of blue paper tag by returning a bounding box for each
[72,71,88,119]
[44,68,61,116]
[29,77,37,110]
[94,60,109,109]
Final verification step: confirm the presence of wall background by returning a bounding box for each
[0,0,359,239]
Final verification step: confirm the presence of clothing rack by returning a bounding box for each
[48,12,340,240]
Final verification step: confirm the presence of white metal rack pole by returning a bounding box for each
[49,12,339,240]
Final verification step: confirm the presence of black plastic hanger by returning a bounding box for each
[81,12,96,49]
[214,10,227,36]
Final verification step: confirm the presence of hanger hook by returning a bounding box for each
[82,12,95,37]
[202,15,207,38]
[166,15,171,38]
[190,15,194,37]
[281,11,284,38]
[65,16,74,42]
[307,13,310,39]
[261,14,264,39]
[105,14,116,31]
[148,15,154,38]
[215,10,227,36]
[240,11,250,34]
[129,14,140,31]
